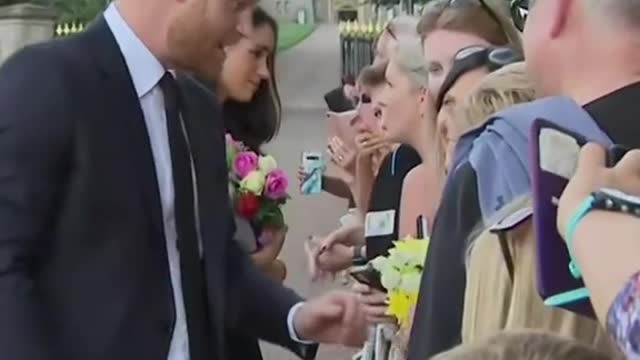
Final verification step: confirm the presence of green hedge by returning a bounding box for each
[277,23,315,52]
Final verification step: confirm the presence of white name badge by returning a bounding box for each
[365,210,396,237]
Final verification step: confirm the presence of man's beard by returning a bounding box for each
[166,8,225,82]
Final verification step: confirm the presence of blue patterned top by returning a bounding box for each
[607,271,640,359]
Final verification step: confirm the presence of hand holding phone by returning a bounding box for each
[531,119,628,316]
[349,264,384,290]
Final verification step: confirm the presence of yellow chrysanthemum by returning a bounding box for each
[386,290,419,328]
[372,236,430,327]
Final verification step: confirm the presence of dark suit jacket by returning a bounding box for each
[0,17,311,360]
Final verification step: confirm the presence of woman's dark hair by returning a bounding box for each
[223,7,281,152]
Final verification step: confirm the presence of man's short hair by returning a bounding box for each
[358,61,388,88]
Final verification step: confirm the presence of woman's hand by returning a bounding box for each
[305,236,352,281]
[351,282,395,324]
[319,222,363,250]
[557,144,640,237]
[355,130,389,157]
[327,136,357,173]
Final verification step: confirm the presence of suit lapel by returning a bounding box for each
[177,74,228,359]
[85,17,164,238]
[178,75,230,252]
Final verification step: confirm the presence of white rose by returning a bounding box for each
[258,155,278,172]
[239,170,266,195]
[398,272,421,294]
[381,267,402,290]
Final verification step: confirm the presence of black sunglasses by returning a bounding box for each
[454,45,522,71]
[510,0,529,32]
[436,45,524,111]
[353,93,372,107]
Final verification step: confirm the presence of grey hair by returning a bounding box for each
[392,38,430,89]
[386,15,420,39]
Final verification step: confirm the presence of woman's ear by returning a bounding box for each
[418,87,432,116]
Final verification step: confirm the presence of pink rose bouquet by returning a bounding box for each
[225,133,289,241]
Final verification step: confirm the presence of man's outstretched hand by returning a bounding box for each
[293,290,367,347]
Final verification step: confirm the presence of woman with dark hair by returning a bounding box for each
[217,6,283,360]
[221,7,281,153]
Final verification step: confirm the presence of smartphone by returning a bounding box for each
[300,151,324,195]
[349,264,384,291]
[531,118,628,316]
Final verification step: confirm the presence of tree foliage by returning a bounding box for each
[51,0,106,22]
[0,0,106,23]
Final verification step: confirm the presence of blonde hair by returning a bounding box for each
[437,62,535,177]
[465,194,531,266]
[385,15,420,40]
[392,38,430,89]
[462,62,536,129]
[462,196,619,354]
[418,0,522,51]
[432,331,615,360]
[358,61,388,88]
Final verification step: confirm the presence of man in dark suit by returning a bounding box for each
[0,0,367,358]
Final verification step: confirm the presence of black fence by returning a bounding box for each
[339,21,382,80]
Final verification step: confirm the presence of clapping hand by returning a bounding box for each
[293,290,368,347]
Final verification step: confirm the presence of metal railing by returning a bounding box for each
[338,20,384,80]
[54,22,86,37]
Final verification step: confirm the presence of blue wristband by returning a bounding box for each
[543,195,595,307]
[564,195,596,279]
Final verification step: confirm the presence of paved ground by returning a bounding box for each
[259,24,358,360]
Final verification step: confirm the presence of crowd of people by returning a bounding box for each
[1,0,640,359]
[300,0,640,359]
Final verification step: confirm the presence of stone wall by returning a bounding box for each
[0,3,57,65]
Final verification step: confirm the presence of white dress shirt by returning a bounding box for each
[103,5,308,359]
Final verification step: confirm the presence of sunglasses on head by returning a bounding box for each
[436,45,524,111]
[454,45,522,71]
[510,0,529,32]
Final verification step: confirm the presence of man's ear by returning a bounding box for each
[549,0,573,38]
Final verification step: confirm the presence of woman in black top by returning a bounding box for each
[217,7,282,360]
[364,144,421,258]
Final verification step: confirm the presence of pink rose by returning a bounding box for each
[264,169,288,199]
[225,133,242,151]
[233,151,258,178]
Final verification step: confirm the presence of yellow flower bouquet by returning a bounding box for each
[371,236,429,327]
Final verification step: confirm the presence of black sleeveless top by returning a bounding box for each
[365,144,421,259]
